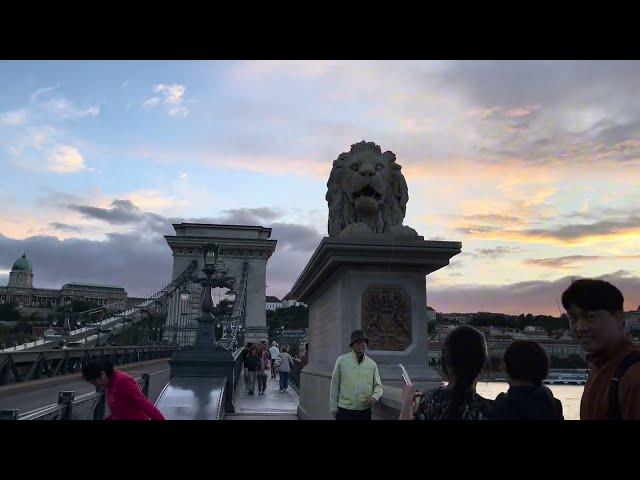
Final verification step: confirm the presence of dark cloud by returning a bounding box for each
[462,214,523,225]
[428,271,640,315]
[458,213,640,242]
[441,61,640,165]
[455,225,501,235]
[443,61,640,111]
[523,255,602,268]
[69,200,170,235]
[0,232,173,297]
[210,207,282,225]
[48,222,83,233]
[523,254,640,269]
[1,202,324,299]
[474,246,523,259]
[523,216,640,241]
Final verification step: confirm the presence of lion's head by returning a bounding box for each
[326,141,409,236]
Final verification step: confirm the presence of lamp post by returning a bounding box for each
[179,244,236,350]
[167,244,240,416]
[63,299,72,337]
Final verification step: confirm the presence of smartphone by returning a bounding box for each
[399,363,412,385]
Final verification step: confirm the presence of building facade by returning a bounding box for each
[266,296,282,311]
[0,253,128,309]
[624,308,640,332]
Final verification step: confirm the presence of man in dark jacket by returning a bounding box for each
[241,342,253,393]
[491,340,564,420]
[244,346,261,396]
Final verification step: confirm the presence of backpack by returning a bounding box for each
[608,351,640,420]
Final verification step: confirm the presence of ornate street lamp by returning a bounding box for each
[63,299,73,337]
[179,284,191,303]
[181,243,237,350]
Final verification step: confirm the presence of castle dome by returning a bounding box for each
[12,254,32,273]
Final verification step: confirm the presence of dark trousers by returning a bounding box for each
[271,363,277,378]
[258,374,268,392]
[336,407,372,421]
[279,371,289,390]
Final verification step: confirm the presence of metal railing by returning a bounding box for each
[0,345,175,386]
[1,261,198,353]
[1,373,151,420]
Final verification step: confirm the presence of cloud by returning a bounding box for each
[428,271,640,315]
[0,232,172,297]
[143,97,160,109]
[474,246,523,258]
[0,109,28,126]
[68,199,169,235]
[523,254,640,269]
[144,83,189,117]
[47,145,91,174]
[48,223,83,233]
[455,212,640,245]
[461,214,523,225]
[28,85,100,121]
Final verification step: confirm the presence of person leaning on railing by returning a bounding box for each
[81,358,165,420]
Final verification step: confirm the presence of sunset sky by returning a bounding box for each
[1,60,640,315]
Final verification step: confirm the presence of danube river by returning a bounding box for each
[475,382,584,420]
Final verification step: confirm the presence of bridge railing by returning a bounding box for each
[230,346,245,408]
[1,373,151,420]
[0,345,175,386]
[1,261,198,353]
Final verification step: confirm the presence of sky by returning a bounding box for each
[1,60,640,315]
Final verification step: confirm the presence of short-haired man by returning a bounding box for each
[562,279,640,420]
[329,330,383,420]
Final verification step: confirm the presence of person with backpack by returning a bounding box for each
[490,340,564,420]
[562,279,640,420]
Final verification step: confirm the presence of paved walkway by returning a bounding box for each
[227,373,299,420]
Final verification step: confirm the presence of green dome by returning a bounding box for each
[12,254,32,272]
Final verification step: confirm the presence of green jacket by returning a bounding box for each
[330,351,383,413]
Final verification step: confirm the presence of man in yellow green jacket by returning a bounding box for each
[330,330,384,420]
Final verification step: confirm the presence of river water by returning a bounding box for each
[475,382,584,420]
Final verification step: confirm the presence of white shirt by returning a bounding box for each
[269,346,281,361]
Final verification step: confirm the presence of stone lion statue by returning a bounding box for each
[326,141,418,239]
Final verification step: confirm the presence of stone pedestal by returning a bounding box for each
[289,236,461,420]
[168,348,236,412]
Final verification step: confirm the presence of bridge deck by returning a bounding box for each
[227,374,299,420]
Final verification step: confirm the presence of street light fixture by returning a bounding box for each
[179,284,191,302]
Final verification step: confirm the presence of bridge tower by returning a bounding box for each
[164,223,277,346]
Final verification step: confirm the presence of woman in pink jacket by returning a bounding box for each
[82,358,165,420]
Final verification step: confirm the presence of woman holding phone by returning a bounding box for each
[399,325,493,420]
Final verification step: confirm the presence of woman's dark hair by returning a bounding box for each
[81,357,114,381]
[281,346,288,353]
[440,325,487,420]
[503,340,549,385]
[561,279,624,313]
